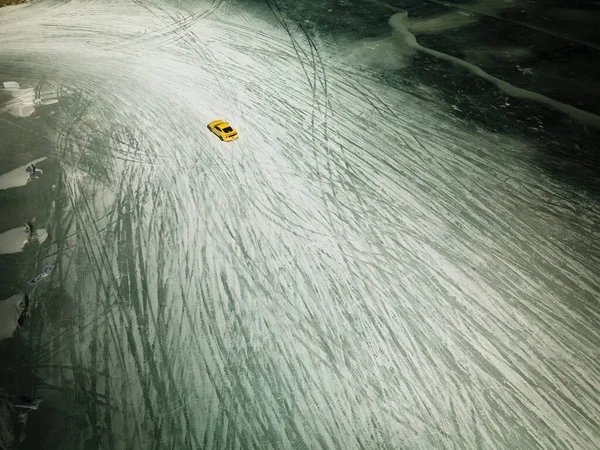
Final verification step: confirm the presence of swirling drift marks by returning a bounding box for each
[1,1,599,449]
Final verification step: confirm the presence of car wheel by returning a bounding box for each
[207,125,212,131]
[219,136,224,141]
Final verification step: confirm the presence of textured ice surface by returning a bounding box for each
[0,1,599,449]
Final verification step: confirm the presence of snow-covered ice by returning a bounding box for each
[0,86,36,118]
[0,156,47,190]
[0,226,30,255]
[0,1,599,449]
[2,81,21,89]
[0,293,27,340]
[0,225,46,255]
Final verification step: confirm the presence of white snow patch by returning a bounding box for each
[0,294,26,340]
[1,87,35,117]
[33,97,58,106]
[0,224,47,254]
[0,157,47,190]
[2,81,21,89]
[0,226,29,254]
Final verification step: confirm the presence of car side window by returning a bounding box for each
[215,126,221,131]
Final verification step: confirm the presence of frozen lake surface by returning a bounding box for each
[0,0,599,449]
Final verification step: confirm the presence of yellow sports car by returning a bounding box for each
[207,120,238,142]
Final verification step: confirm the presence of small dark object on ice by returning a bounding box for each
[23,222,32,240]
[26,164,37,182]
[27,264,55,287]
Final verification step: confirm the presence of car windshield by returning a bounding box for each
[222,127,233,133]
